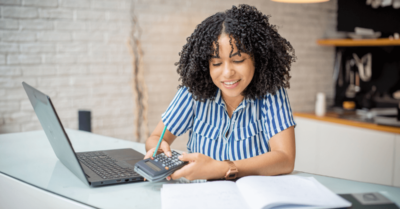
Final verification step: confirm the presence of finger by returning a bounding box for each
[178,153,198,162]
[160,142,172,157]
[144,148,155,159]
[170,164,193,180]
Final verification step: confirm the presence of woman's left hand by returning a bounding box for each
[169,152,228,181]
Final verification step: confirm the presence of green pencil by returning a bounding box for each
[153,126,167,157]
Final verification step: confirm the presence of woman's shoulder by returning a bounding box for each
[258,87,290,107]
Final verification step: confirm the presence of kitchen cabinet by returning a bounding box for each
[317,38,400,46]
[395,134,400,187]
[294,116,399,186]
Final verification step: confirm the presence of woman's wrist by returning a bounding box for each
[212,160,231,180]
[145,136,159,152]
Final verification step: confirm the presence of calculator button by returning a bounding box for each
[165,167,169,170]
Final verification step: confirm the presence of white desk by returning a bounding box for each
[1,129,400,209]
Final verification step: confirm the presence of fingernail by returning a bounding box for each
[167,176,171,181]
[167,151,172,157]
[178,155,182,159]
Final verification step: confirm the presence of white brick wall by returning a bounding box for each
[0,0,336,151]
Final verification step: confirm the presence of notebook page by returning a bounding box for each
[161,181,250,209]
[235,176,351,209]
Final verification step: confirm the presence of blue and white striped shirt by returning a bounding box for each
[161,87,296,161]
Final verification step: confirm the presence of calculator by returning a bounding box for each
[134,150,188,182]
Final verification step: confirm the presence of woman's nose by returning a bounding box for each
[222,62,235,78]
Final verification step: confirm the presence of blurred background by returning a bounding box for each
[1,0,399,187]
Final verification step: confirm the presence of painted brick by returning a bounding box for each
[108,54,130,63]
[2,6,37,18]
[5,111,33,123]
[37,31,71,42]
[0,77,35,88]
[20,19,53,30]
[87,20,119,31]
[55,21,86,30]
[75,10,105,20]
[39,8,73,19]
[36,77,70,87]
[20,43,55,53]
[0,124,21,133]
[89,43,126,54]
[107,11,129,21]
[0,54,5,64]
[91,0,125,10]
[0,19,18,29]
[22,0,57,7]
[21,121,42,132]
[56,42,87,53]
[0,0,21,5]
[73,31,104,41]
[0,30,35,42]
[57,65,87,75]
[0,66,21,76]
[60,0,90,8]
[4,88,31,101]
[21,65,57,76]
[105,32,128,42]
[7,54,42,65]
[0,101,20,113]
[43,54,76,64]
[75,55,107,64]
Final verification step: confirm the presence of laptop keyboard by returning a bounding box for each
[77,151,140,180]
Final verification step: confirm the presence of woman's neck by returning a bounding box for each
[221,93,244,111]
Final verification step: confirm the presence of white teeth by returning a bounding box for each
[224,80,239,85]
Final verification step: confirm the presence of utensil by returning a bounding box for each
[333,51,342,87]
[346,69,356,98]
[352,53,372,82]
[355,72,360,93]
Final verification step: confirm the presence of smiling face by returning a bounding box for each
[209,34,255,102]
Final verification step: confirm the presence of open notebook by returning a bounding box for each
[161,175,351,209]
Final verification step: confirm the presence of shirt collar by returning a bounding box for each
[214,88,254,109]
[215,88,225,107]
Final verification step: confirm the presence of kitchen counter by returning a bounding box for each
[293,112,400,134]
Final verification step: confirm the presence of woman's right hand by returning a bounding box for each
[144,140,172,159]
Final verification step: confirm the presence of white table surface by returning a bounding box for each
[0,129,399,209]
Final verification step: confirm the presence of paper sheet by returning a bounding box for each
[235,176,351,209]
[161,181,250,209]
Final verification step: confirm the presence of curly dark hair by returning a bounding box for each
[175,4,296,101]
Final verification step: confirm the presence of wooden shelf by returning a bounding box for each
[293,112,400,134]
[317,38,400,47]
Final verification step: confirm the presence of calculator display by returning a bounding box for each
[145,161,161,171]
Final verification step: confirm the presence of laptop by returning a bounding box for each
[22,82,145,187]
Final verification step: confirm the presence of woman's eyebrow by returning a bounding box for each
[230,52,241,57]
[211,55,220,59]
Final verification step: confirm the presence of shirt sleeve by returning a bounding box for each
[161,87,194,137]
[261,87,296,140]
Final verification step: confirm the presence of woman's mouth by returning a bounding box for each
[222,79,241,89]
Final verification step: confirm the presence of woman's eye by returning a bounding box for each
[233,59,245,63]
[212,63,222,66]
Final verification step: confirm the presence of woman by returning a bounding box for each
[144,4,296,181]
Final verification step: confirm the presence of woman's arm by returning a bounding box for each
[144,120,177,158]
[234,126,295,177]
[170,126,295,180]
